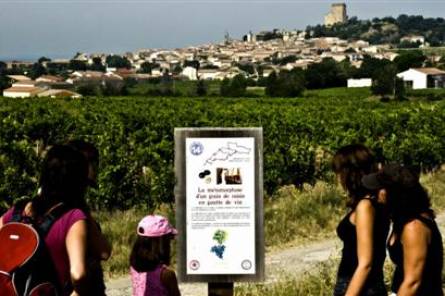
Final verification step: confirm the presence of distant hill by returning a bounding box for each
[306,15,445,47]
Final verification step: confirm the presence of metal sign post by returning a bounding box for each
[208,282,234,296]
[175,128,264,295]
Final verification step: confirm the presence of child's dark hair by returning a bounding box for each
[130,235,172,272]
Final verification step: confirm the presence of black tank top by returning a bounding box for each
[388,215,443,295]
[336,198,390,285]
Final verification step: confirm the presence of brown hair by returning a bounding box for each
[332,144,377,207]
[35,144,89,216]
[129,235,173,272]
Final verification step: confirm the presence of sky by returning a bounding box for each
[0,0,444,60]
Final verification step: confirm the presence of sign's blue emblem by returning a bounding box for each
[190,141,204,156]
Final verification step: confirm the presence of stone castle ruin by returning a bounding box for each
[324,3,348,26]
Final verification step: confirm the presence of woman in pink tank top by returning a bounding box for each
[130,215,181,296]
[1,144,110,295]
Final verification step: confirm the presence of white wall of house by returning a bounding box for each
[12,82,37,88]
[347,78,372,88]
[3,91,34,98]
[151,69,162,77]
[4,91,28,98]
[198,71,220,80]
[262,70,274,78]
[397,69,427,89]
[181,67,198,80]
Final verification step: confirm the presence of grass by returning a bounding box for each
[94,208,142,278]
[97,170,445,281]
[236,259,339,296]
[236,258,397,295]
[95,204,176,278]
[264,181,344,249]
[304,87,372,100]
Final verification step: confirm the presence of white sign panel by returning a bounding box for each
[185,137,256,274]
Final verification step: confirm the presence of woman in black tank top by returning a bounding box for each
[332,145,389,296]
[362,163,443,296]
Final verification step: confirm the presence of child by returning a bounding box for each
[130,215,181,296]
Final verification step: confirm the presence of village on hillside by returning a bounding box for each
[1,3,445,98]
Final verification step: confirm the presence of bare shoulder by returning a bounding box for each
[402,219,431,244]
[66,219,88,239]
[355,198,375,216]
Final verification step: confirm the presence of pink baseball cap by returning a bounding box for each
[137,215,178,237]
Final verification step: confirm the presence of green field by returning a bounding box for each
[1,87,445,286]
[1,87,444,211]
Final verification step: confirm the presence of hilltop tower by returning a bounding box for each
[324,3,347,26]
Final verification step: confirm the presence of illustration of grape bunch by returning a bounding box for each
[210,230,227,259]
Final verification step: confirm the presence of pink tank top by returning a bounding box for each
[130,265,169,296]
[2,207,87,292]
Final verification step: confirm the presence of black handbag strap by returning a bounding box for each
[11,199,69,238]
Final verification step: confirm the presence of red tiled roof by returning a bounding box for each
[413,68,445,75]
[3,87,44,93]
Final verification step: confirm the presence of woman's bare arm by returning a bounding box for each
[397,220,430,296]
[66,219,89,296]
[345,199,375,296]
[86,215,111,260]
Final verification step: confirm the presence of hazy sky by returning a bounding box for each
[0,0,444,60]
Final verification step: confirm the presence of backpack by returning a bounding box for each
[0,200,68,296]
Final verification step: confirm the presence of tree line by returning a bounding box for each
[214,50,444,98]
[306,14,445,46]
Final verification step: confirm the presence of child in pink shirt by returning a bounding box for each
[130,215,180,296]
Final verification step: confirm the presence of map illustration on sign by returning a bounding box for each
[204,142,251,165]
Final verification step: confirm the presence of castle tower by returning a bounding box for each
[324,3,347,26]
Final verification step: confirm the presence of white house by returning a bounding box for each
[7,75,31,82]
[397,68,445,89]
[66,71,105,84]
[11,80,39,88]
[151,68,163,77]
[3,87,45,98]
[36,75,64,83]
[262,69,275,78]
[181,66,198,80]
[198,69,221,80]
[37,89,82,99]
[347,78,372,88]
[401,35,425,45]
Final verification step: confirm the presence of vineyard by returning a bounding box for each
[0,87,444,210]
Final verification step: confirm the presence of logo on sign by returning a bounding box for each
[241,260,252,270]
[189,260,200,271]
[190,142,204,156]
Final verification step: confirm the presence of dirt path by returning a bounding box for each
[106,239,340,296]
[106,213,445,296]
